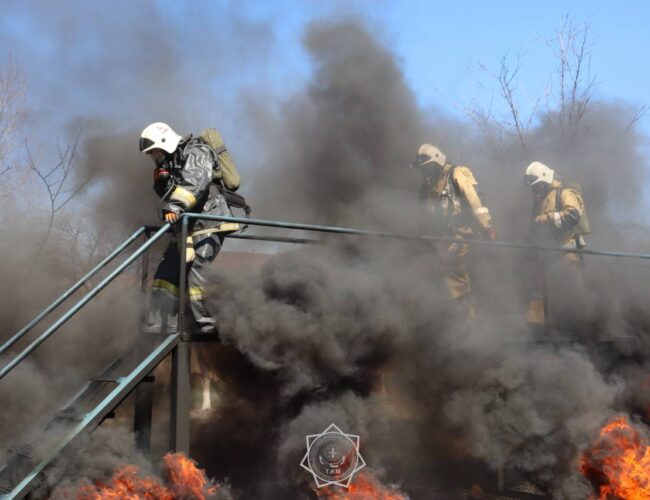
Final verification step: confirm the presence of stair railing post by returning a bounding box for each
[170,216,191,454]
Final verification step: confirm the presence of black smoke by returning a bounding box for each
[192,18,650,500]
[1,4,650,499]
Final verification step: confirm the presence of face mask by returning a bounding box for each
[419,164,443,181]
[148,149,168,168]
[531,182,549,198]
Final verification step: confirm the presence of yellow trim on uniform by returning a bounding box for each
[217,222,241,233]
[154,280,204,300]
[170,186,197,209]
[191,222,241,236]
[191,228,219,237]
[153,279,179,296]
[185,236,196,262]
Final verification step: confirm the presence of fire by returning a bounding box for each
[581,416,650,500]
[76,452,218,500]
[163,452,219,498]
[315,471,407,500]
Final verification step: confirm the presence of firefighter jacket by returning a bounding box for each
[531,182,584,247]
[154,136,239,235]
[420,164,494,240]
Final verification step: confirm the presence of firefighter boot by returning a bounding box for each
[144,288,179,334]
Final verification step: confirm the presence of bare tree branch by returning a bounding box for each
[544,15,598,131]
[479,52,533,149]
[627,104,649,132]
[0,52,27,173]
[26,126,94,260]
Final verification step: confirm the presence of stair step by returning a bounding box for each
[90,376,123,384]
[54,410,85,421]
[8,445,33,458]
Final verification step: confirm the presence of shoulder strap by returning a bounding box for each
[446,165,461,198]
[217,185,251,217]
[195,136,226,158]
[555,183,566,211]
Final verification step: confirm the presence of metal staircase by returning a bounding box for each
[0,334,178,498]
[0,213,646,499]
[0,215,324,499]
[0,224,179,499]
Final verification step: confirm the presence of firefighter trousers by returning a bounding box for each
[440,240,475,319]
[147,232,224,333]
[526,251,583,330]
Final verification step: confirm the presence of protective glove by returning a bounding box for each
[534,213,550,225]
[163,211,179,223]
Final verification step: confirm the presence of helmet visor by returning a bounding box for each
[139,137,155,152]
[411,154,432,168]
[525,174,539,186]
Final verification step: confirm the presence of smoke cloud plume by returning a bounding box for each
[195,18,650,500]
[1,4,650,499]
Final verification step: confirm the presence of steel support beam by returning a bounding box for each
[134,231,154,455]
[133,375,154,455]
[169,216,191,454]
[169,341,191,454]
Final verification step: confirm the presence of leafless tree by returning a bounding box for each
[461,16,602,152]
[544,15,598,132]
[26,126,94,258]
[479,53,547,149]
[0,53,27,175]
[56,215,131,283]
[626,104,648,132]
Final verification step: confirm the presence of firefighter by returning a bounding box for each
[411,144,496,318]
[139,122,239,336]
[524,161,588,330]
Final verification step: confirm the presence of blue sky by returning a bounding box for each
[1,0,648,143]
[233,0,649,127]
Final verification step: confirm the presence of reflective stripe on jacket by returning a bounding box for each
[153,136,237,233]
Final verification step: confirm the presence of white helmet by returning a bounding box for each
[411,143,447,169]
[525,161,554,186]
[139,122,182,154]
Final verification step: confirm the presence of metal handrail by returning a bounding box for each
[4,333,180,500]
[0,227,148,357]
[0,224,172,381]
[3,212,649,380]
[186,214,650,261]
[227,233,321,245]
[0,212,648,497]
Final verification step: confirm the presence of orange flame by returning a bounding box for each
[163,453,219,498]
[76,452,218,500]
[315,471,406,500]
[581,416,650,500]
